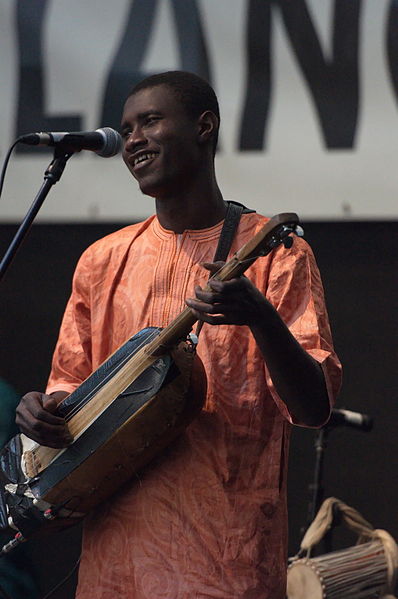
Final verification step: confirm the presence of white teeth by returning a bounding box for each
[133,153,156,167]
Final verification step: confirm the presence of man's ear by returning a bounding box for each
[197,110,218,145]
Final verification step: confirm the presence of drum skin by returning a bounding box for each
[287,562,323,599]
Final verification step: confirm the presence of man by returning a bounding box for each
[16,71,341,598]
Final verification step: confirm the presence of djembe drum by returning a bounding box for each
[287,497,398,599]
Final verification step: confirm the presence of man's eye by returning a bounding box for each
[121,130,131,140]
[145,116,160,125]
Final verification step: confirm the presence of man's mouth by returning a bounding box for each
[132,152,158,168]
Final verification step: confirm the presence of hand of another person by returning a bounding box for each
[16,391,72,448]
[185,261,269,327]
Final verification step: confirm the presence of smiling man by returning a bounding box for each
[16,71,341,598]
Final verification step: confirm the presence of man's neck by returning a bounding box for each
[155,185,226,233]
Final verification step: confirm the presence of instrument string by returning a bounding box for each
[59,326,166,423]
[31,320,200,469]
[61,308,197,422]
[30,318,199,469]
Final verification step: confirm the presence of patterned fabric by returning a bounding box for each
[47,212,341,599]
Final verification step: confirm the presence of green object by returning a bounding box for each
[0,378,19,446]
[0,379,39,598]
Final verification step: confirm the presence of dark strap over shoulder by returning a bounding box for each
[194,201,255,339]
[213,201,255,262]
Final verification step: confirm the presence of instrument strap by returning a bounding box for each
[213,201,252,262]
[195,201,255,339]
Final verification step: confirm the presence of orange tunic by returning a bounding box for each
[47,212,341,599]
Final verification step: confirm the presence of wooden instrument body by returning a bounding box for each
[0,328,205,529]
[33,332,205,512]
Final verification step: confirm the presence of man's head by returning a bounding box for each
[128,71,220,153]
[121,71,220,199]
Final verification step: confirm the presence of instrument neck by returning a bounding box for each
[144,308,197,357]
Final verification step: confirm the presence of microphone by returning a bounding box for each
[18,127,122,157]
[327,408,373,432]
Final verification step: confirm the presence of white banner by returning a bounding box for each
[0,0,397,222]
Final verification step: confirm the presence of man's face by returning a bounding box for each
[121,85,200,198]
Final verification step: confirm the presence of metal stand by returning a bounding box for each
[0,147,73,282]
[303,427,337,554]
[307,427,329,525]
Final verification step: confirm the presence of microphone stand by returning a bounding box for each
[0,146,74,283]
[302,411,373,555]
[301,425,339,555]
[307,426,329,526]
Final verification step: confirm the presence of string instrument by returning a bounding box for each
[0,212,300,553]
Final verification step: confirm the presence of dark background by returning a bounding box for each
[0,220,397,597]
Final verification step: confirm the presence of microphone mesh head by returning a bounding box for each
[96,127,122,157]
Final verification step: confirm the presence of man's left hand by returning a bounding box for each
[185,261,267,326]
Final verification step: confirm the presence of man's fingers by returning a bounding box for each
[186,297,229,315]
[201,261,225,275]
[15,410,73,448]
[21,420,72,448]
[15,392,73,448]
[192,286,227,305]
[19,395,65,425]
[208,277,248,293]
[42,396,62,415]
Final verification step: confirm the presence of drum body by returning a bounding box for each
[287,540,390,599]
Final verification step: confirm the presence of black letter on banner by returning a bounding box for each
[15,0,82,153]
[171,0,212,78]
[239,0,272,151]
[279,0,361,149]
[100,0,212,131]
[387,1,398,104]
[239,0,361,150]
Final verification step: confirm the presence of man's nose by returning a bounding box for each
[124,126,147,152]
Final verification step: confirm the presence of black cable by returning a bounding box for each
[0,139,23,200]
[40,554,81,599]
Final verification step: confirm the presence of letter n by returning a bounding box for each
[239,0,361,150]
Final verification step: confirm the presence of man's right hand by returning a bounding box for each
[16,391,73,448]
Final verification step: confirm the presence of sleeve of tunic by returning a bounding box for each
[46,247,94,395]
[262,236,342,425]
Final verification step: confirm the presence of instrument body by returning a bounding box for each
[0,212,300,547]
[32,333,205,512]
[0,330,204,533]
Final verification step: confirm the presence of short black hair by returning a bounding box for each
[129,71,220,152]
